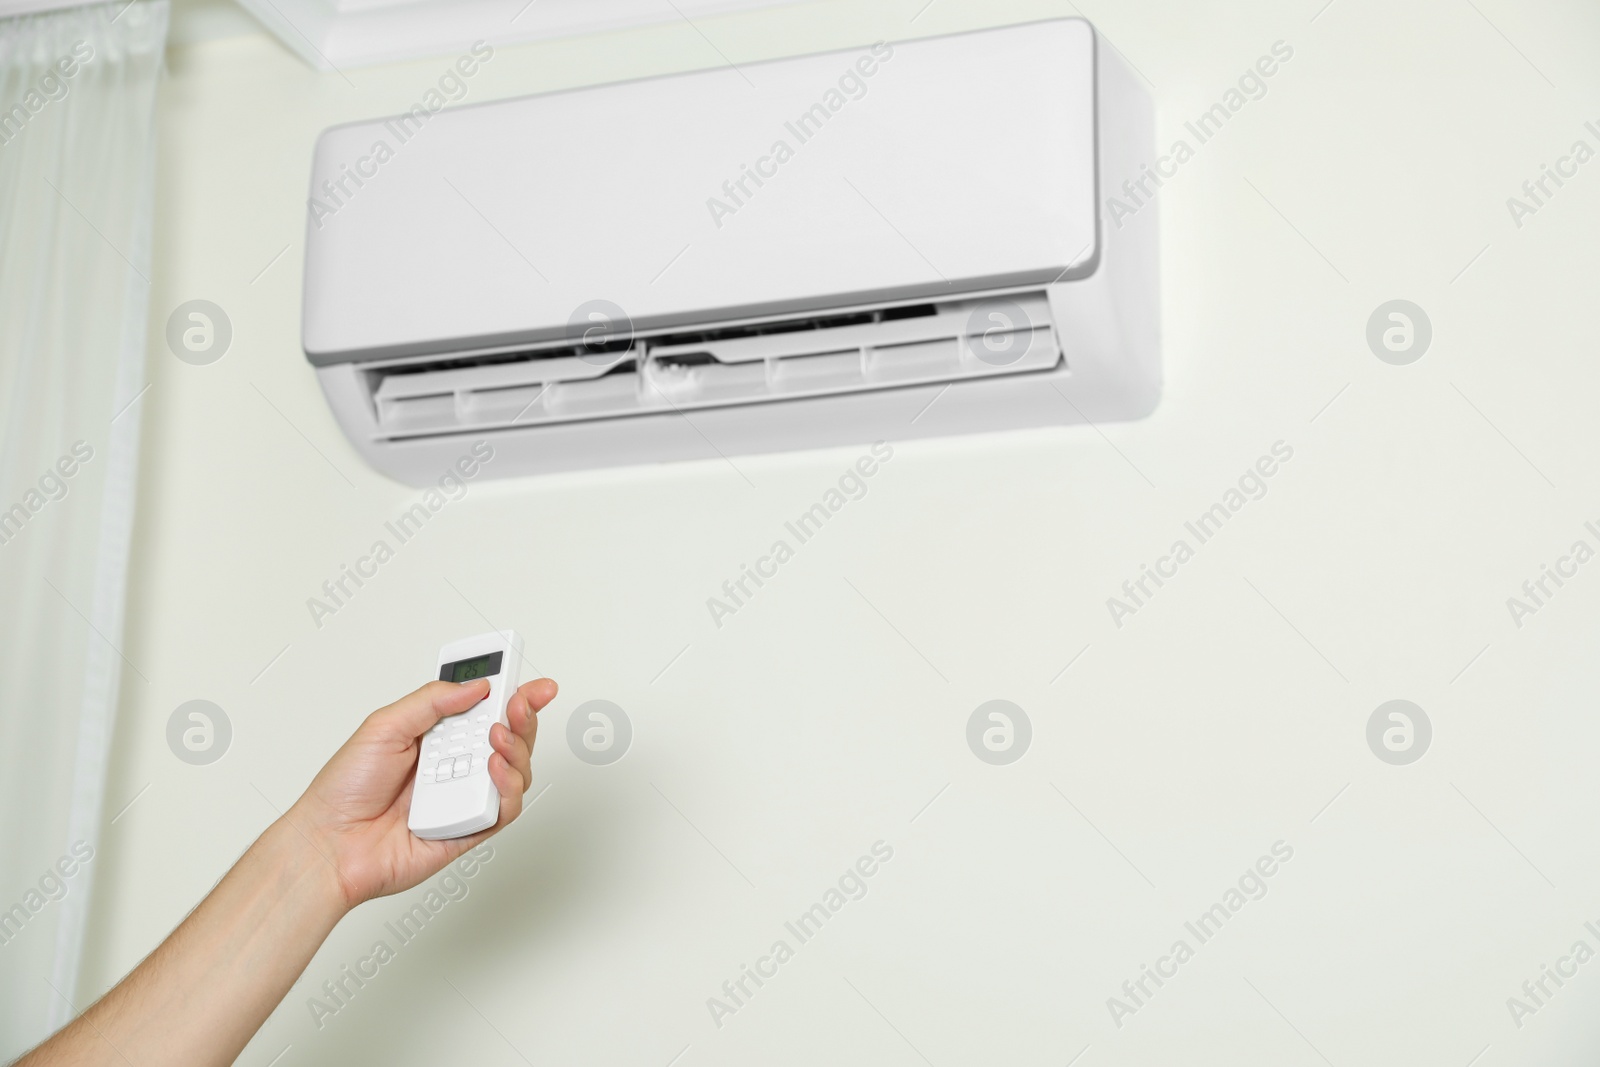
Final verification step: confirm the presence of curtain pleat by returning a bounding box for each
[0,2,167,1054]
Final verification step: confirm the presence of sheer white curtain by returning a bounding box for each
[0,1,166,1055]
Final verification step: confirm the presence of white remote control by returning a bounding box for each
[408,630,522,840]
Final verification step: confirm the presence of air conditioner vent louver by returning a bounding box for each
[367,293,1062,442]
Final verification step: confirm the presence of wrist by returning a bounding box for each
[260,810,357,922]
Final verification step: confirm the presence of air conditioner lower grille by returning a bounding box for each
[366,292,1060,440]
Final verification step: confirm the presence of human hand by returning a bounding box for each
[287,676,557,910]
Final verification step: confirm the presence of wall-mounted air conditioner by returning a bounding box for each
[303,17,1159,485]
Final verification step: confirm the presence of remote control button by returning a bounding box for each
[448,731,466,741]
[452,759,470,779]
[447,744,465,755]
[436,757,454,779]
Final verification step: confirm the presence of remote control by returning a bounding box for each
[408,630,522,840]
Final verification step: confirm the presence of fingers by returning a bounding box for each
[439,742,535,853]
[365,678,490,743]
[487,751,524,823]
[444,679,559,851]
[428,677,557,848]
[507,678,558,743]
[448,753,525,853]
[494,678,554,795]
[490,720,531,787]
[484,679,556,824]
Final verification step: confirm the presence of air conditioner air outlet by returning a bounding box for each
[366,293,1062,441]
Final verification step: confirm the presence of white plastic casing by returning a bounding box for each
[303,18,1159,484]
[407,631,522,840]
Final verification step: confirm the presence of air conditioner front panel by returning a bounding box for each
[302,19,1099,364]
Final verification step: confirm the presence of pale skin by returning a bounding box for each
[19,675,557,1067]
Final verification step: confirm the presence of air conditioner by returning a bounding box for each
[303,17,1159,485]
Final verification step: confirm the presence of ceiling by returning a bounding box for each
[227,0,802,69]
[0,0,802,66]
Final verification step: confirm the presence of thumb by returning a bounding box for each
[363,679,489,743]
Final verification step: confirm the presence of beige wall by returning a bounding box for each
[85,1,1600,1063]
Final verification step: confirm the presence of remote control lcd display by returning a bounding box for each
[441,651,501,683]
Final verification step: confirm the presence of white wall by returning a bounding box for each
[82,1,1600,1064]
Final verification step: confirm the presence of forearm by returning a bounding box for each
[16,675,552,1066]
[22,817,349,1067]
